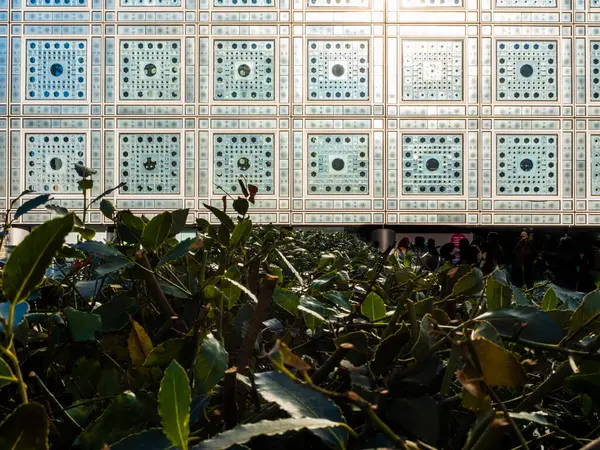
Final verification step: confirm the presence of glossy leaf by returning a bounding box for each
[0,357,16,387]
[64,307,101,342]
[371,324,411,376]
[193,332,228,394]
[203,203,234,230]
[110,429,173,450]
[192,418,345,450]
[159,360,191,450]
[99,199,115,220]
[323,291,351,311]
[221,277,257,304]
[542,287,558,311]
[128,319,154,369]
[255,371,348,449]
[273,287,300,316]
[512,286,529,306]
[169,208,190,237]
[475,307,564,344]
[74,391,148,450]
[119,212,145,242]
[14,194,51,220]
[74,163,97,177]
[74,280,103,301]
[0,301,29,332]
[158,238,198,267]
[486,276,512,310]
[230,218,252,247]
[2,213,74,303]
[276,249,304,286]
[221,266,242,309]
[74,226,96,240]
[78,179,94,191]
[233,197,249,216]
[144,337,187,367]
[91,182,127,205]
[452,268,484,297]
[467,338,527,389]
[310,271,338,291]
[569,289,600,335]
[361,292,386,322]
[142,212,173,251]
[94,258,134,277]
[96,296,140,331]
[75,240,125,259]
[0,402,49,450]
[299,295,328,330]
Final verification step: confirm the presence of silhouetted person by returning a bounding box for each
[394,237,411,261]
[512,231,534,287]
[482,232,504,275]
[556,236,578,290]
[423,238,439,271]
[440,242,455,263]
[458,238,470,264]
[413,236,426,257]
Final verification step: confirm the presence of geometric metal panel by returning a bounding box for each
[25,133,86,193]
[307,134,369,195]
[401,0,461,5]
[495,0,555,6]
[213,134,275,195]
[308,0,369,6]
[591,135,600,195]
[119,134,180,194]
[591,42,600,101]
[119,40,181,101]
[215,0,272,5]
[402,41,463,101]
[26,40,87,100]
[213,40,275,101]
[307,40,369,101]
[121,0,180,5]
[496,41,558,101]
[496,135,557,195]
[27,0,87,5]
[401,135,463,195]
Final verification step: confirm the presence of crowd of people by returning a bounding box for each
[390,231,600,292]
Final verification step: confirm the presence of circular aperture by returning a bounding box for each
[237,157,251,171]
[49,157,63,171]
[144,63,157,77]
[331,158,345,171]
[331,64,345,78]
[520,158,534,172]
[237,64,252,78]
[50,63,63,77]
[426,158,440,172]
[144,157,157,171]
[520,64,534,78]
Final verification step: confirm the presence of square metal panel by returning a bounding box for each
[26,40,87,100]
[307,134,369,195]
[213,134,275,195]
[401,135,463,195]
[496,40,558,101]
[496,134,558,195]
[308,0,369,6]
[119,134,181,194]
[121,0,181,5]
[401,0,462,5]
[27,0,87,5]
[215,0,273,5]
[213,40,275,101]
[592,42,600,102]
[495,0,555,6]
[119,40,181,101]
[591,135,600,195]
[307,40,369,101]
[25,133,86,193]
[402,41,463,101]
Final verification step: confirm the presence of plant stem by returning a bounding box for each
[382,281,413,340]
[29,371,82,430]
[311,343,353,385]
[0,344,28,404]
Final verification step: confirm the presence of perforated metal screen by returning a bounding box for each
[1,0,599,226]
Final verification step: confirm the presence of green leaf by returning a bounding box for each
[471,321,501,344]
[486,277,512,310]
[110,429,173,450]
[230,218,252,247]
[94,258,134,277]
[78,179,94,191]
[203,203,235,231]
[475,307,564,344]
[467,338,527,389]
[192,418,346,450]
[142,212,173,251]
[193,332,229,395]
[570,290,600,335]
[254,371,348,449]
[0,357,16,387]
[63,307,101,342]
[221,277,258,304]
[2,213,75,303]
[14,194,52,220]
[273,287,300,316]
[99,199,115,220]
[90,182,127,205]
[299,295,328,330]
[221,266,242,308]
[361,292,386,322]
[169,208,190,237]
[542,287,558,311]
[159,360,191,450]
[74,391,148,450]
[0,402,49,450]
[144,337,187,367]
[276,249,304,286]
[371,324,411,376]
[323,291,351,311]
[233,197,249,216]
[119,212,146,242]
[383,396,439,446]
[74,163,97,177]
[310,271,338,291]
[0,301,29,332]
[452,268,484,297]
[412,314,434,360]
[512,286,529,306]
[75,240,125,259]
[75,226,96,240]
[158,238,198,267]
[95,296,140,331]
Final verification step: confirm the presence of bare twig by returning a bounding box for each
[311,343,354,385]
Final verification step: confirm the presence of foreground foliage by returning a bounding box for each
[1,174,600,449]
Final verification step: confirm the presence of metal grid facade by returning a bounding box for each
[1,0,600,226]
